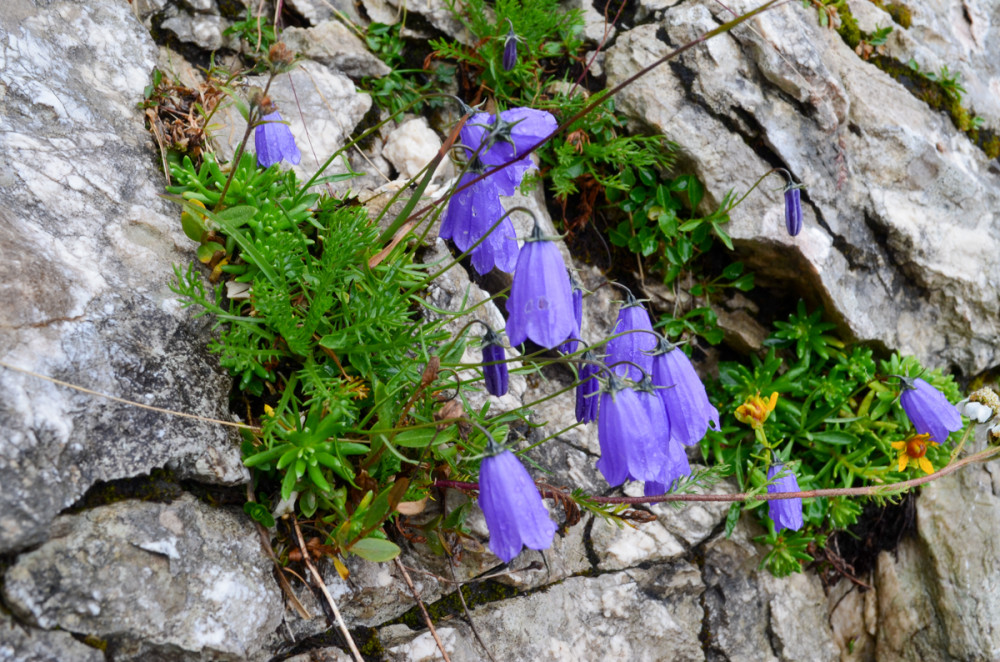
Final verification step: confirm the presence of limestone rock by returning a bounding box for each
[604,2,1000,375]
[0,0,244,554]
[0,611,104,662]
[285,0,363,26]
[2,495,283,661]
[383,117,453,183]
[282,21,392,79]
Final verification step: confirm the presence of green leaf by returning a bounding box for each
[280,465,298,501]
[215,205,258,227]
[394,426,455,448]
[243,443,293,468]
[307,463,332,492]
[243,502,275,528]
[350,537,401,562]
[811,431,858,446]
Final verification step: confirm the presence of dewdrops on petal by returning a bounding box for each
[735,392,779,430]
[643,433,691,497]
[478,440,558,563]
[605,293,656,382]
[892,433,934,474]
[255,111,301,168]
[470,214,519,275]
[898,377,962,444]
[767,463,803,533]
[650,337,718,446]
[784,185,802,236]
[480,329,509,397]
[505,224,575,349]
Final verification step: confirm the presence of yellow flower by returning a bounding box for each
[735,392,779,429]
[891,433,934,474]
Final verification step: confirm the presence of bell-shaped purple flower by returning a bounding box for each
[505,224,575,349]
[557,276,584,355]
[575,352,601,424]
[478,441,558,563]
[440,170,518,275]
[605,293,656,382]
[651,337,719,447]
[481,329,508,397]
[255,111,301,168]
[899,377,962,444]
[643,433,691,497]
[596,375,669,486]
[461,108,557,194]
[784,186,802,236]
[502,21,518,71]
[767,463,803,532]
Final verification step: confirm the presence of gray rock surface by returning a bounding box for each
[282,21,392,79]
[3,495,282,661]
[0,0,244,554]
[0,611,104,662]
[604,1,1000,376]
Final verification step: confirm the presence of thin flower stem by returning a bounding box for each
[393,558,453,662]
[434,445,1000,504]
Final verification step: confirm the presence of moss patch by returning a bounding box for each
[388,579,521,630]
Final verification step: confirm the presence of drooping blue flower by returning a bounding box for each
[557,276,584,355]
[505,224,575,349]
[502,21,518,71]
[767,463,803,532]
[439,169,518,275]
[784,185,802,236]
[596,374,669,486]
[575,352,601,424]
[605,293,656,382]
[481,329,509,397]
[643,433,691,497]
[255,111,301,168]
[899,377,962,444]
[478,440,558,563]
[461,108,557,194]
[650,337,719,447]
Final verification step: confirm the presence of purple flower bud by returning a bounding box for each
[502,24,518,71]
[899,377,962,444]
[605,294,656,382]
[505,225,575,349]
[481,330,508,397]
[784,186,802,237]
[575,352,600,424]
[650,338,719,446]
[479,444,558,563]
[596,375,669,486]
[767,463,803,532]
[255,111,301,168]
[557,277,584,355]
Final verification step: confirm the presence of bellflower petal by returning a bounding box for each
[596,377,668,486]
[575,356,601,424]
[557,278,584,354]
[767,463,803,532]
[502,24,518,71]
[471,215,519,275]
[461,108,557,193]
[440,172,505,252]
[479,447,558,563]
[644,435,691,497]
[255,111,301,168]
[784,186,802,236]
[481,331,509,397]
[899,377,963,444]
[605,296,656,382]
[651,339,718,446]
[505,230,575,349]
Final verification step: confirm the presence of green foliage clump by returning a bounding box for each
[705,301,963,576]
[361,22,455,115]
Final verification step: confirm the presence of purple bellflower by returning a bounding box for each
[784,185,802,236]
[605,293,656,382]
[644,433,692,497]
[899,377,962,444]
[502,20,518,71]
[481,329,509,397]
[575,351,601,424]
[557,276,584,355]
[596,374,669,486]
[650,337,719,446]
[440,169,518,275]
[461,108,557,193]
[767,463,804,532]
[505,224,575,349]
[478,439,558,563]
[255,111,301,169]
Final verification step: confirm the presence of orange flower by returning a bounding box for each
[891,433,934,474]
[735,392,779,429]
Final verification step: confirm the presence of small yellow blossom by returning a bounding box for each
[735,392,779,429]
[891,433,934,474]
